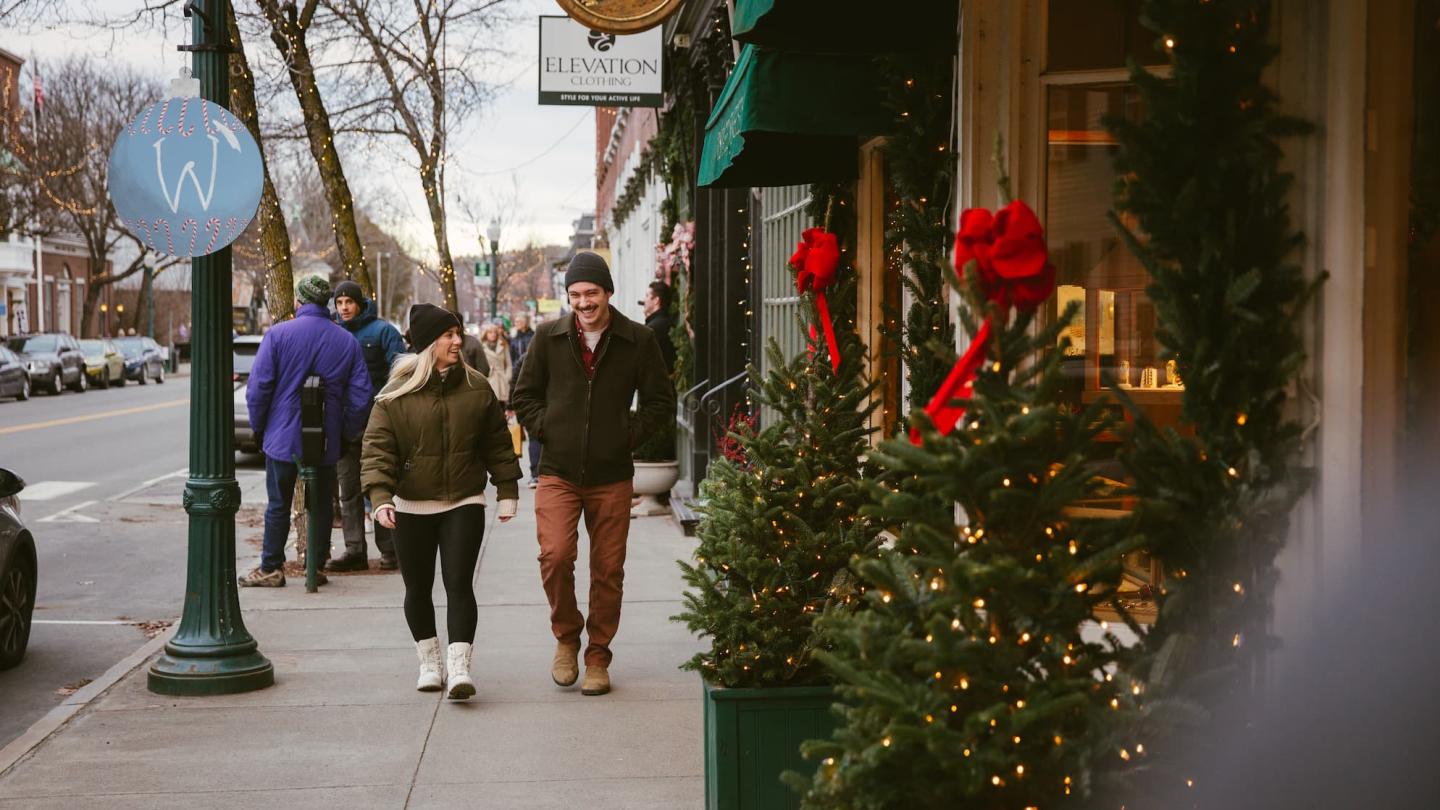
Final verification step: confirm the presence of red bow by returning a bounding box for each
[791,227,842,374]
[913,201,1055,444]
[953,201,1055,312]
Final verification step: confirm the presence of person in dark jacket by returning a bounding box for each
[511,252,676,696]
[640,281,677,373]
[460,332,490,377]
[328,279,405,572]
[509,313,541,487]
[241,275,372,587]
[362,303,522,700]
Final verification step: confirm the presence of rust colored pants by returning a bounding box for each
[535,475,634,667]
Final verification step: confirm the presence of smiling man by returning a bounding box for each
[510,252,675,696]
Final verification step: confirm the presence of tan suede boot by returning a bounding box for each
[581,664,610,696]
[551,640,580,687]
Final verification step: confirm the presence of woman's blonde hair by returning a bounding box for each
[375,334,483,402]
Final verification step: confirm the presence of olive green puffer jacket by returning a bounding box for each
[361,365,522,509]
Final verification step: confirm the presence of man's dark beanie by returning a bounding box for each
[406,303,462,354]
[334,279,365,304]
[565,252,614,293]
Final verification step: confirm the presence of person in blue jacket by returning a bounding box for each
[241,275,372,587]
[327,279,407,572]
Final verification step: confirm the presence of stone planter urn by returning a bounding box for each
[631,460,680,517]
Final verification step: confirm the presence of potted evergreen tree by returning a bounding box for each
[676,220,876,810]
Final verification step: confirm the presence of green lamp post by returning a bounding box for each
[487,218,501,321]
[148,0,273,696]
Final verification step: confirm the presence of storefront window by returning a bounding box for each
[1046,83,1180,411]
[1043,1,1172,620]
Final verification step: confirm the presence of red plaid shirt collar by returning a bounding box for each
[574,314,609,378]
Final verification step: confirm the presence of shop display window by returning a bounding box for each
[1042,1,1174,619]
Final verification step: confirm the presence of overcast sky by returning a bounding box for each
[16,0,595,254]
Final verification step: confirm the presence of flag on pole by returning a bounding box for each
[32,70,42,110]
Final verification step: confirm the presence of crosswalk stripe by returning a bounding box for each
[18,481,95,502]
[37,500,101,523]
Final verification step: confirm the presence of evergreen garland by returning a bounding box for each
[675,199,878,689]
[881,53,956,415]
[1100,0,1318,801]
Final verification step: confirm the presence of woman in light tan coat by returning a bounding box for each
[479,322,512,406]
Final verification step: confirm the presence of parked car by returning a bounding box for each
[0,347,29,402]
[233,335,263,384]
[234,383,258,454]
[5,334,87,395]
[113,335,166,385]
[0,468,35,670]
[79,339,126,389]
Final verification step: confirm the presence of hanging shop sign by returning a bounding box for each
[539,15,663,107]
[107,96,264,259]
[551,0,682,34]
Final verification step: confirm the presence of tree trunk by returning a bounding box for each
[80,280,102,339]
[420,168,458,312]
[228,2,295,321]
[257,0,373,297]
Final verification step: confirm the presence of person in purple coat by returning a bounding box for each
[240,275,373,587]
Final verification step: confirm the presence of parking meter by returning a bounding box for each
[300,375,325,466]
[299,375,325,591]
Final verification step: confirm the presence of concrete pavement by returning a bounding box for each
[0,481,705,808]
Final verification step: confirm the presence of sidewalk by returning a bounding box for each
[0,483,704,808]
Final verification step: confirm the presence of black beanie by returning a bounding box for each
[405,303,462,354]
[565,252,614,293]
[333,279,365,305]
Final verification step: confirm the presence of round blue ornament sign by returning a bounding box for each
[107,97,263,259]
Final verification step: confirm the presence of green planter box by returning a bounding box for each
[702,679,836,810]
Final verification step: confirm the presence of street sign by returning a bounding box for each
[474,260,490,278]
[107,96,264,259]
[539,16,663,107]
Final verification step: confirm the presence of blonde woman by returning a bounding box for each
[479,322,512,406]
[361,304,522,699]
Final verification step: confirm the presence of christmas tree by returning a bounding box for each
[676,218,878,689]
[798,195,1137,808]
[1099,0,1318,801]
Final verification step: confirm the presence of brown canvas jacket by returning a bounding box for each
[510,306,675,486]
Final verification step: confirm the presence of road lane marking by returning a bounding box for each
[37,500,100,523]
[32,619,134,626]
[18,482,95,502]
[108,467,190,502]
[0,397,188,436]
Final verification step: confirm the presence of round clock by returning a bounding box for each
[553,0,684,34]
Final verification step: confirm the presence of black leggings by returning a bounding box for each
[394,505,485,643]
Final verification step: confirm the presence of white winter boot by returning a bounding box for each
[445,642,475,700]
[415,638,444,692]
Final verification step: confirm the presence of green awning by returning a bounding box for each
[732,0,956,54]
[698,45,888,189]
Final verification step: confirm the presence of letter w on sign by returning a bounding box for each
[152,120,242,214]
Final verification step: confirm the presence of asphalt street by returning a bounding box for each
[0,373,267,748]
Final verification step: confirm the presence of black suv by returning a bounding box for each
[5,334,88,395]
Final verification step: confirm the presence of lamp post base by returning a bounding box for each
[148,649,274,696]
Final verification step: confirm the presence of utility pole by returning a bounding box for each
[148,0,273,696]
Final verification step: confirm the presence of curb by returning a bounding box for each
[0,622,177,779]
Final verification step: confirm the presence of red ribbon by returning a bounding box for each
[790,227,843,374]
[912,317,992,445]
[912,201,1055,445]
